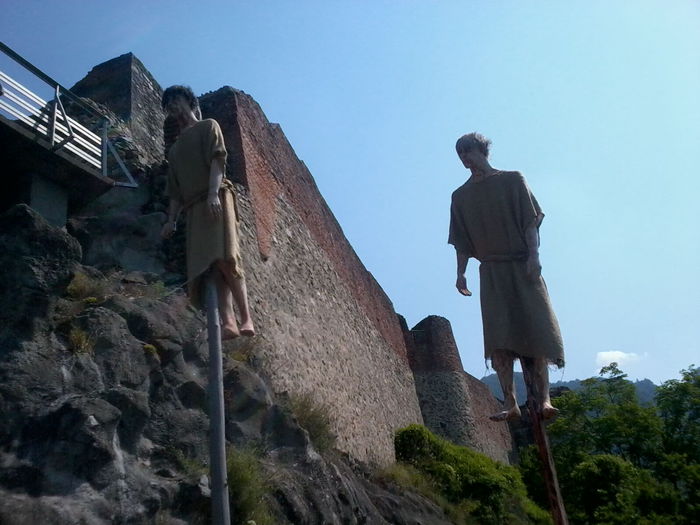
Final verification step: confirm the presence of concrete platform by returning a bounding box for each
[1,114,116,224]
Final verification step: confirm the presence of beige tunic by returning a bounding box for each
[167,118,243,308]
[448,171,564,366]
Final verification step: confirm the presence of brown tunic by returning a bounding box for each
[167,118,243,308]
[448,171,564,366]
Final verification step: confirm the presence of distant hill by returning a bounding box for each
[480,373,658,405]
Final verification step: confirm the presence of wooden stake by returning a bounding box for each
[521,363,569,525]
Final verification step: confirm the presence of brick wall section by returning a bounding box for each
[197,87,423,465]
[200,88,279,259]
[408,316,513,463]
[200,88,409,363]
[229,186,423,465]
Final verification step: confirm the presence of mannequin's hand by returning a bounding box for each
[456,275,472,296]
[207,192,222,220]
[161,221,176,239]
[526,254,542,281]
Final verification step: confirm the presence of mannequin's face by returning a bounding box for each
[457,148,486,171]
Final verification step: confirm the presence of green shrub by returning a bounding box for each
[288,392,336,454]
[395,424,550,525]
[226,446,274,525]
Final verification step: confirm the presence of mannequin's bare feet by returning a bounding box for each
[489,405,521,422]
[541,402,559,420]
[239,319,255,337]
[222,323,240,340]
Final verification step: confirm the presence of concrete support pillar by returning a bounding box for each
[29,173,68,227]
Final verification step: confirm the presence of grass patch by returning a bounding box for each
[395,425,551,525]
[143,343,160,361]
[288,392,336,454]
[66,271,109,301]
[68,327,94,355]
[168,447,208,480]
[139,280,168,299]
[226,446,275,525]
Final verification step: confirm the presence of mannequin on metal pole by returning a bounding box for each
[161,86,255,339]
[161,85,257,525]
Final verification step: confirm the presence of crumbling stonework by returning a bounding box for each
[71,53,165,166]
[407,316,513,464]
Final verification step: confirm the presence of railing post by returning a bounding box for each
[205,272,232,525]
[49,85,59,146]
[101,118,109,179]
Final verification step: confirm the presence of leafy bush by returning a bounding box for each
[226,446,274,525]
[288,392,336,454]
[395,424,551,524]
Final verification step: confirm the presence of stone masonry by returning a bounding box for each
[407,316,513,463]
[71,53,165,166]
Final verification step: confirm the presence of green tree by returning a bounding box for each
[655,365,700,463]
[548,363,662,470]
[519,363,698,524]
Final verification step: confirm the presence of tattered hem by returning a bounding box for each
[484,348,565,371]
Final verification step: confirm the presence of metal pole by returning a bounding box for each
[521,361,569,525]
[205,272,231,525]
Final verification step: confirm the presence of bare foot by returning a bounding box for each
[489,405,521,422]
[222,323,240,340]
[541,403,559,420]
[239,320,255,337]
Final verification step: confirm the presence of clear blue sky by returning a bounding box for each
[3,1,698,384]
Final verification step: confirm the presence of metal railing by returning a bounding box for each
[0,41,136,188]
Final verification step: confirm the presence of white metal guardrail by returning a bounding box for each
[0,42,136,188]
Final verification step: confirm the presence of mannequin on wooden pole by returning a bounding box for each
[448,132,564,421]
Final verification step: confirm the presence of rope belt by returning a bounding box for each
[480,252,529,263]
[179,178,239,221]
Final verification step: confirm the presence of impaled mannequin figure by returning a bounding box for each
[161,85,255,340]
[448,133,564,421]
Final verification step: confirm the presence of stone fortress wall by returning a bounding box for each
[67,54,513,466]
[404,316,513,464]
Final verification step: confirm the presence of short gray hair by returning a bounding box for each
[455,132,491,157]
